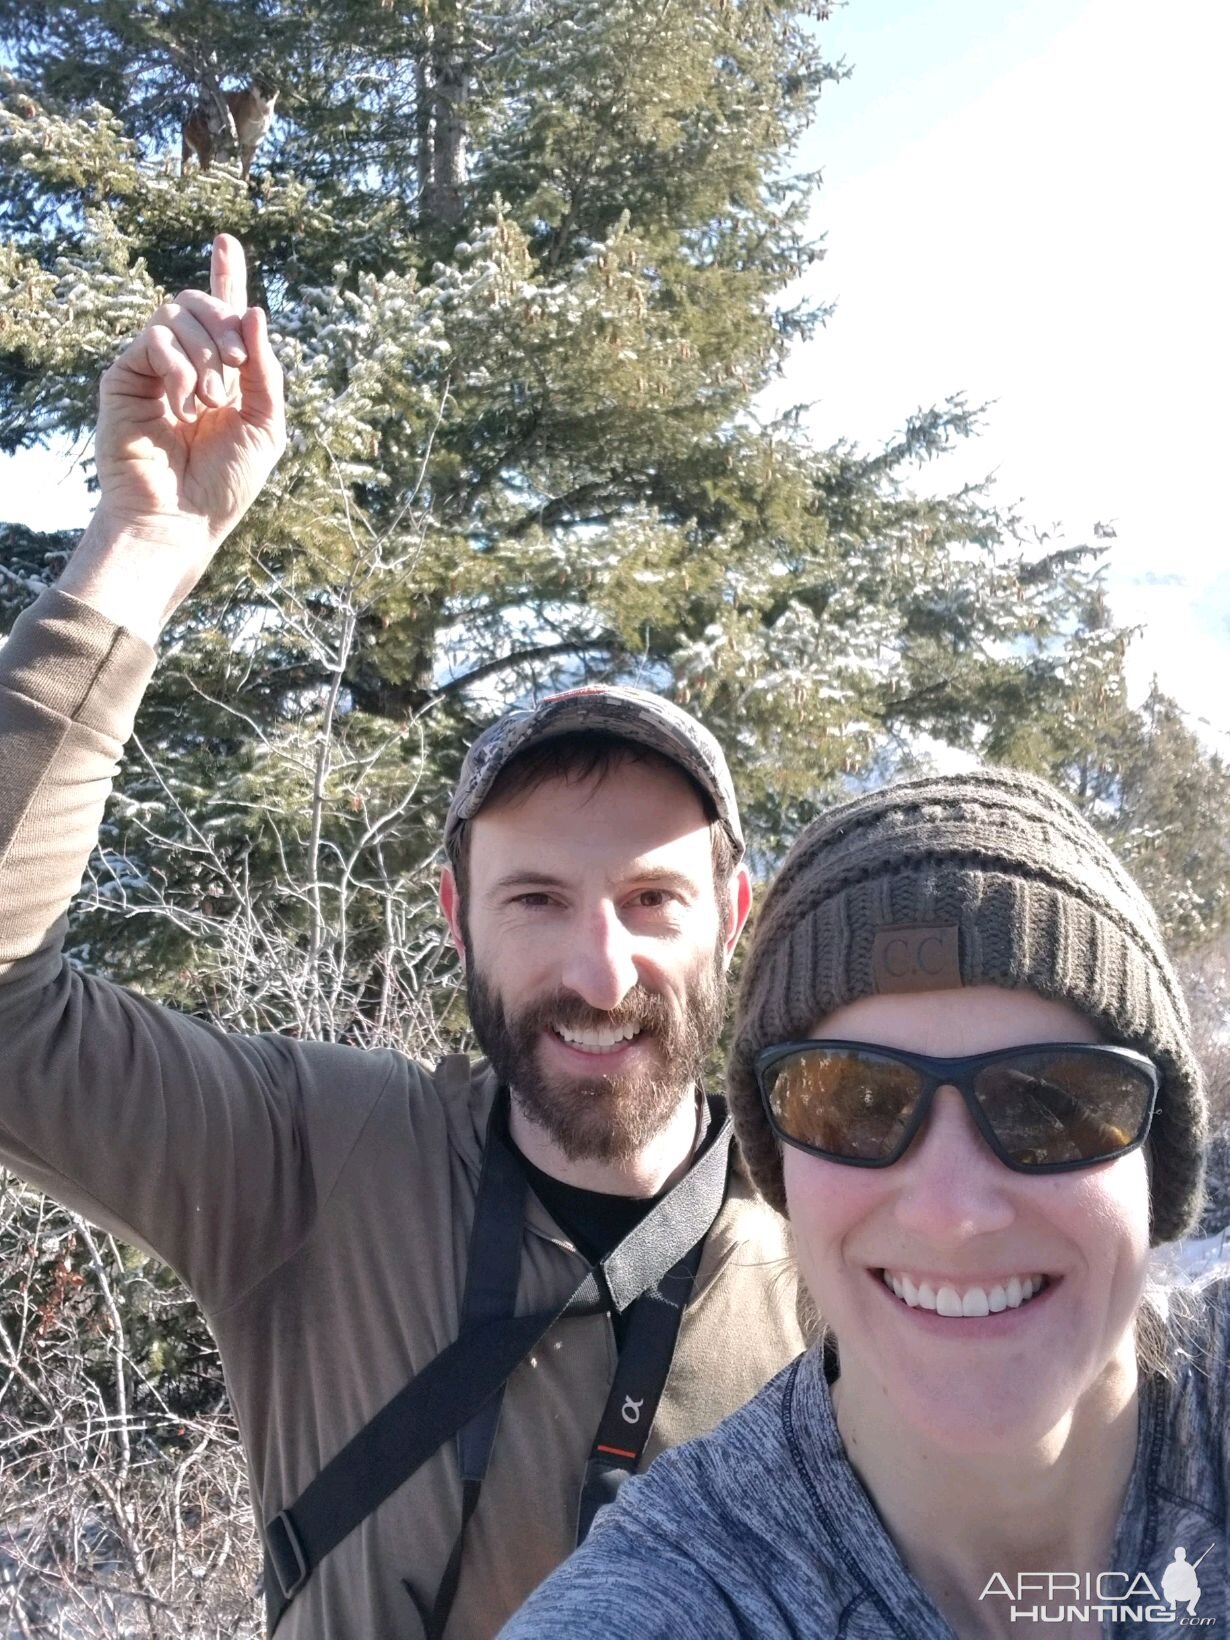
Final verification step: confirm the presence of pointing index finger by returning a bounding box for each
[210,233,248,313]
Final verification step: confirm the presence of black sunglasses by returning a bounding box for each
[755,1041,1160,1173]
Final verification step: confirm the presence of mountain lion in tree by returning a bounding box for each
[181,75,278,181]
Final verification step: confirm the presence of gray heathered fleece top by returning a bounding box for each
[500,1278,1228,1639]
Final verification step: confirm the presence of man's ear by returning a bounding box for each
[722,865,753,966]
[439,867,467,969]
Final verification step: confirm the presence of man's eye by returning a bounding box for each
[515,892,553,908]
[634,889,672,909]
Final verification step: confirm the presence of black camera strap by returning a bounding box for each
[572,1228,707,1545]
[264,1092,731,1637]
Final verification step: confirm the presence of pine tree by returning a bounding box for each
[1177,937,1230,1237]
[1,0,1173,1026]
[1038,585,1230,950]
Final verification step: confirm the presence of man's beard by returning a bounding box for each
[465,944,727,1167]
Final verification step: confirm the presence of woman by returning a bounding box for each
[499,769,1226,1638]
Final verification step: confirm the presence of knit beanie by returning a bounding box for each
[728,767,1206,1245]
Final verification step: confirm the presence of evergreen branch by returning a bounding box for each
[429,636,621,704]
[505,482,635,538]
[874,678,957,726]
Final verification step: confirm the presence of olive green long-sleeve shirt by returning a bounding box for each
[0,588,805,1639]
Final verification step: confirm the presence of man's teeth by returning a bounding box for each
[881,1271,1047,1315]
[554,1022,642,1054]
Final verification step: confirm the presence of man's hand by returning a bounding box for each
[58,233,286,641]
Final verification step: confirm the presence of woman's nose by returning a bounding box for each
[890,1086,1017,1243]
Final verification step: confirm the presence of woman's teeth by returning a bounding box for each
[553,1023,642,1054]
[881,1270,1047,1316]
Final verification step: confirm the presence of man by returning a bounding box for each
[0,234,804,1638]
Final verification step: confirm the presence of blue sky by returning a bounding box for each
[773,0,1228,745]
[4,0,1227,743]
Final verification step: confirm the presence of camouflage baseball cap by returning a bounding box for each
[443,685,744,866]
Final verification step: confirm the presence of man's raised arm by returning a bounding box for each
[0,238,386,1312]
[2,233,284,990]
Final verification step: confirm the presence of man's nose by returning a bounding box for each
[557,901,640,1012]
[891,1087,1016,1243]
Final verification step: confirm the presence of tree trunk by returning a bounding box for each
[417,5,467,227]
[430,27,467,226]
[415,35,434,212]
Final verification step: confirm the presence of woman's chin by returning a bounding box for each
[842,1359,1075,1456]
